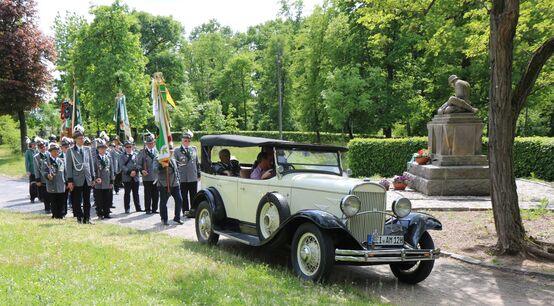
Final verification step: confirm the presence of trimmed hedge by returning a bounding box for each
[172,130,382,145]
[348,137,554,181]
[348,137,427,178]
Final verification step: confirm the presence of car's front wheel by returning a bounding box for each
[390,231,435,284]
[291,223,334,282]
[195,201,219,245]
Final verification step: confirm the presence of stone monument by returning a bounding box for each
[405,75,490,196]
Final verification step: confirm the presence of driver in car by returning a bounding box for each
[250,152,275,180]
[214,148,241,176]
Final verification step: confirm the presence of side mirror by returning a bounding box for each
[277,165,284,174]
[345,168,353,177]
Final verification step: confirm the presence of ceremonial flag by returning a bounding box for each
[151,72,176,164]
[113,93,132,140]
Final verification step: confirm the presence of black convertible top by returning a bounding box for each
[200,134,348,152]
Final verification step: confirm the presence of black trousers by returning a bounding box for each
[71,183,91,220]
[37,181,45,202]
[39,184,51,211]
[29,174,38,201]
[114,173,122,193]
[94,189,112,217]
[159,186,182,222]
[143,181,159,212]
[179,181,198,212]
[123,180,141,211]
[49,192,66,219]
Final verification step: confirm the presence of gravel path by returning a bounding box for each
[1,175,553,305]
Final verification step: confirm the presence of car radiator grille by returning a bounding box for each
[347,191,386,243]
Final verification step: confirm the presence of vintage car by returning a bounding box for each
[192,135,442,283]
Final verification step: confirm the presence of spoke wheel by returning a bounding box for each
[291,223,334,282]
[259,202,280,239]
[195,201,219,245]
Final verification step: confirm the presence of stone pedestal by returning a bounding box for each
[406,113,490,196]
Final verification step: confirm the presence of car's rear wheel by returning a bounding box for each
[291,223,334,282]
[390,231,435,284]
[195,201,219,245]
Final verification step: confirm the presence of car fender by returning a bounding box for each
[192,187,227,225]
[388,212,442,247]
[264,209,363,250]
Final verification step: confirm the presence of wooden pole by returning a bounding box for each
[71,76,76,137]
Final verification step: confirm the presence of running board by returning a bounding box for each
[214,230,262,246]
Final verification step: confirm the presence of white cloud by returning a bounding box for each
[36,0,324,36]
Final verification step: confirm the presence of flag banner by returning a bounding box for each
[59,92,81,137]
[152,72,176,164]
[113,93,132,140]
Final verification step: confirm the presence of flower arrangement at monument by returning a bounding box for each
[392,175,409,190]
[378,179,390,190]
[414,149,430,165]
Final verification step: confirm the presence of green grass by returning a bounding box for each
[0,211,379,305]
[521,198,553,221]
[0,144,25,178]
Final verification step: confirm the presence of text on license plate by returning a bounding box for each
[368,235,404,246]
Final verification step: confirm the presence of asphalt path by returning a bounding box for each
[1,175,552,305]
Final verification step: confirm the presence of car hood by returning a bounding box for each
[283,173,364,194]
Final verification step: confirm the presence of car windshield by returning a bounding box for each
[276,149,342,175]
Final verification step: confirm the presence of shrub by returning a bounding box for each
[172,130,384,145]
[348,136,554,181]
[348,137,427,177]
[0,115,20,152]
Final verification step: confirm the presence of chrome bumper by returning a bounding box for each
[335,248,441,263]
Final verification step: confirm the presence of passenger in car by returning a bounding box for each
[214,149,241,176]
[250,152,275,180]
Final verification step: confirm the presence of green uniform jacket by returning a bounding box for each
[25,149,35,173]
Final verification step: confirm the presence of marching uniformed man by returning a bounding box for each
[42,143,66,219]
[66,125,96,224]
[153,148,183,225]
[34,139,50,212]
[25,137,38,203]
[173,131,200,218]
[60,137,72,215]
[108,142,119,207]
[137,132,159,214]
[120,138,142,213]
[111,136,124,195]
[92,139,115,219]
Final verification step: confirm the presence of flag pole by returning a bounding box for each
[71,74,76,137]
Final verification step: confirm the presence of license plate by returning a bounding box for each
[368,235,404,246]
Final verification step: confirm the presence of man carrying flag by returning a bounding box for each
[151,72,183,225]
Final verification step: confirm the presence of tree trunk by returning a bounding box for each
[383,127,392,138]
[489,0,525,254]
[18,110,27,153]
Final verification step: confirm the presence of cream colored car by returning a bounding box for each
[193,135,442,283]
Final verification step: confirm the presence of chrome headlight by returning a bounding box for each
[392,198,412,218]
[340,195,361,217]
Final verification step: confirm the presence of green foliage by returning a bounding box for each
[512,137,554,181]
[348,137,427,177]
[348,137,554,181]
[0,115,20,152]
[172,130,382,145]
[520,198,552,221]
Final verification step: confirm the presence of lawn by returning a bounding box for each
[0,211,379,305]
[0,144,25,178]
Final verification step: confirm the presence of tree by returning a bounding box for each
[0,0,55,152]
[131,11,185,100]
[488,0,554,256]
[72,1,149,132]
[218,52,258,130]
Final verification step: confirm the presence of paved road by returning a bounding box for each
[1,175,553,305]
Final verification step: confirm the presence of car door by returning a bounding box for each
[237,178,270,223]
[210,174,239,219]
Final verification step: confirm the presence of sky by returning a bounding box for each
[36,0,324,36]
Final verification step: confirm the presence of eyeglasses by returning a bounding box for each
[183,139,190,142]
[125,146,132,149]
